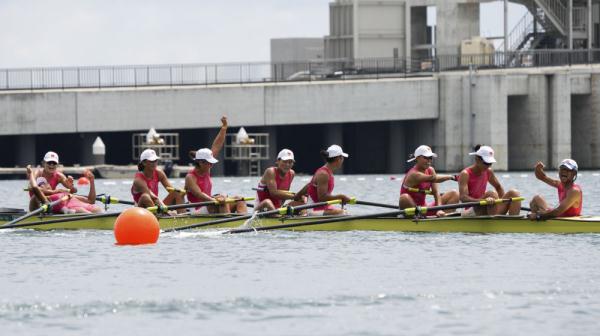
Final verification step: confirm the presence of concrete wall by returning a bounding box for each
[3,65,600,171]
[0,78,439,135]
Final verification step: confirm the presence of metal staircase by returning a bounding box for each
[505,0,592,52]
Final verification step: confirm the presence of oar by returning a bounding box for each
[347,198,398,209]
[97,195,136,206]
[1,194,70,228]
[166,187,187,194]
[167,199,343,232]
[225,197,525,234]
[0,211,123,230]
[147,197,255,213]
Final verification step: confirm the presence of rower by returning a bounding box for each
[458,145,521,216]
[255,149,306,212]
[28,151,77,211]
[131,148,184,212]
[27,165,102,214]
[185,117,247,214]
[299,144,352,216]
[528,159,582,220]
[399,145,459,217]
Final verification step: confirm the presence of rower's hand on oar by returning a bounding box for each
[436,210,447,217]
[340,195,353,204]
[485,197,496,206]
[214,195,226,204]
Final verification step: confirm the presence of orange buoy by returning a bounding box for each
[77,176,90,185]
[114,207,160,245]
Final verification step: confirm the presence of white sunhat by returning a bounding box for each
[277,149,295,161]
[194,148,219,164]
[326,144,349,158]
[469,145,497,164]
[43,151,59,163]
[140,149,159,162]
[559,158,578,171]
[407,145,437,163]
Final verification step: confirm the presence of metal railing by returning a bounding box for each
[499,10,542,51]
[535,0,567,33]
[1,49,599,91]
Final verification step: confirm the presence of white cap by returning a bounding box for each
[469,146,497,164]
[36,177,48,186]
[407,145,437,163]
[43,151,59,163]
[277,149,295,161]
[559,158,578,171]
[326,144,349,158]
[195,148,218,164]
[140,149,159,162]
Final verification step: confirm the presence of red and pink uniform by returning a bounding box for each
[186,169,213,209]
[557,183,582,217]
[29,171,60,198]
[47,193,96,214]
[307,166,335,211]
[256,167,293,208]
[131,171,159,204]
[400,167,434,207]
[465,167,491,199]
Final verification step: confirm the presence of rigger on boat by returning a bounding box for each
[3,116,592,233]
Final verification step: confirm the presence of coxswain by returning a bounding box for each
[528,159,582,220]
[28,151,77,211]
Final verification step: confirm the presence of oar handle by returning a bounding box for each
[347,198,398,209]
[97,195,135,206]
[166,187,187,194]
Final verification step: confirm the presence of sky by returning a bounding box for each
[0,0,526,69]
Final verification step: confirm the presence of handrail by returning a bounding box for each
[1,50,599,90]
[535,0,567,33]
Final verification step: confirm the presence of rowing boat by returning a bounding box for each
[2,210,600,233]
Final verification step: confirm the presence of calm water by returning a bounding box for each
[1,172,600,335]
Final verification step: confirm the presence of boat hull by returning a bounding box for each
[2,212,600,233]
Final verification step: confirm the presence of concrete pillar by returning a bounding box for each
[507,75,549,170]
[571,74,600,168]
[435,73,467,172]
[470,74,509,171]
[15,135,36,167]
[436,2,480,55]
[388,121,406,173]
[324,123,344,174]
[549,72,572,167]
[79,133,99,165]
[405,1,412,68]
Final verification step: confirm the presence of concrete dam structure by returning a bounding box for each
[0,64,599,174]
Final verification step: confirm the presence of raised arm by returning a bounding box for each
[58,173,78,194]
[534,161,560,188]
[211,116,228,158]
